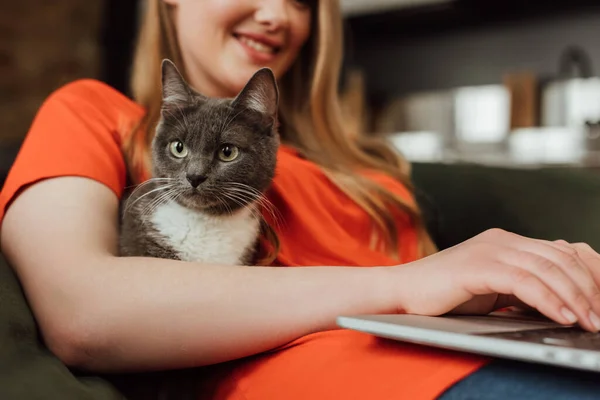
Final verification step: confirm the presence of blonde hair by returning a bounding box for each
[124,0,436,261]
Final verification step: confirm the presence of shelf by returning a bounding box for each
[340,0,451,17]
[344,0,600,40]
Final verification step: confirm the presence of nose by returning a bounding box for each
[186,174,207,188]
[255,0,289,30]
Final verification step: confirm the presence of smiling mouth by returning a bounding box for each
[233,33,281,55]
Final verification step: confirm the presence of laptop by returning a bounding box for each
[336,310,600,372]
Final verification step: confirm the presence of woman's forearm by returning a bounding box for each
[0,178,397,373]
[69,256,396,372]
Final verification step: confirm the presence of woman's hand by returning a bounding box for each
[391,229,600,332]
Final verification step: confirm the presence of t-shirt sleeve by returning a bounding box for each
[0,79,143,223]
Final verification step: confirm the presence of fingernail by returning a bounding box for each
[561,307,578,324]
[589,311,600,331]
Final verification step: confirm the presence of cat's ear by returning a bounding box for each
[161,59,193,108]
[232,68,279,121]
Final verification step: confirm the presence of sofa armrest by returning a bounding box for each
[411,163,600,251]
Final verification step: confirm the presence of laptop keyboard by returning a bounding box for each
[479,328,600,350]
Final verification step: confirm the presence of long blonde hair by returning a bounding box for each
[124,0,436,260]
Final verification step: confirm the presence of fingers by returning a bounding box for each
[552,240,600,284]
[498,249,600,332]
[475,230,600,331]
[549,240,600,311]
[571,242,598,255]
[523,240,600,324]
[480,262,580,327]
[570,242,600,281]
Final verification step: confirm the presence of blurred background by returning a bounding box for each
[2,0,600,178]
[340,0,600,168]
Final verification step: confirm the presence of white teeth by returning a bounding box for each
[238,36,275,54]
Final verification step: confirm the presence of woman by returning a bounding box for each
[1,0,600,398]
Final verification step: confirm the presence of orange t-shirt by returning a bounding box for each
[0,80,487,399]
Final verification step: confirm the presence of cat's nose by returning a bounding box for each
[186,174,207,188]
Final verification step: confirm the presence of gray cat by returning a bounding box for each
[119,59,279,265]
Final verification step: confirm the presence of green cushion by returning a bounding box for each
[0,253,205,399]
[0,254,126,400]
[411,162,600,251]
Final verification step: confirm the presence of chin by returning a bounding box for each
[175,191,218,212]
[231,69,258,87]
[178,194,253,217]
[226,65,278,92]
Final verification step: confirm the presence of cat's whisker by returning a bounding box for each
[229,184,280,220]
[175,104,192,133]
[256,197,283,227]
[219,103,237,134]
[139,193,172,219]
[163,108,188,133]
[226,183,271,203]
[169,189,189,213]
[141,186,185,218]
[138,185,183,218]
[226,188,267,205]
[220,99,241,133]
[161,187,187,207]
[139,191,182,224]
[212,193,234,216]
[220,108,246,137]
[125,178,176,200]
[219,191,247,208]
[219,191,261,219]
[226,181,263,190]
[140,190,173,218]
[223,187,259,200]
[223,186,283,228]
[123,183,177,216]
[218,106,231,135]
[220,189,257,207]
[129,178,175,194]
[226,186,270,203]
[125,177,174,190]
[223,184,264,202]
[258,202,283,230]
[126,183,174,209]
[220,191,265,223]
[197,188,236,217]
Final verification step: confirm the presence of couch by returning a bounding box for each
[1,162,600,399]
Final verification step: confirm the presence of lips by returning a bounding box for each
[233,32,283,63]
[238,35,276,54]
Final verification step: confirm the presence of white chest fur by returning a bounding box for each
[150,201,260,265]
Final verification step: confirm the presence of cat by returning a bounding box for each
[119,59,280,265]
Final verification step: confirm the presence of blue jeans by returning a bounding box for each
[438,359,600,400]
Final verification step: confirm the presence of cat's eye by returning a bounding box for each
[218,145,239,162]
[169,140,188,158]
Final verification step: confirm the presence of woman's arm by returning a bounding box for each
[0,177,395,372]
[4,177,600,374]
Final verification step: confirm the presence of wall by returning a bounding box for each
[0,1,105,147]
